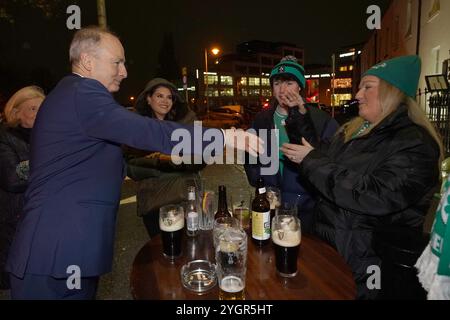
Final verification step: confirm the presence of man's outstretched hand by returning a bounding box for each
[223,128,265,157]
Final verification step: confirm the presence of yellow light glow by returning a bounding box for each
[211,48,220,56]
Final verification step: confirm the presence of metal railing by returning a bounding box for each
[417,88,450,155]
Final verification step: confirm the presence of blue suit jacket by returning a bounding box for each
[6,74,217,278]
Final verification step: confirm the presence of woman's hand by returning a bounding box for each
[280,138,314,164]
[280,88,307,114]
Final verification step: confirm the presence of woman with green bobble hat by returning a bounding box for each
[281,55,444,299]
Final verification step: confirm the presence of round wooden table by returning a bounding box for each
[130,230,356,300]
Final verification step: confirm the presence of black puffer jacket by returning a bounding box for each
[0,125,31,289]
[299,105,440,299]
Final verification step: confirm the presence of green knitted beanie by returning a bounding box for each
[363,55,421,98]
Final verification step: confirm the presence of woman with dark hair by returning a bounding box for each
[0,86,45,290]
[125,78,203,238]
[281,56,444,299]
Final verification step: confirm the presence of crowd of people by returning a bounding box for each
[0,25,447,300]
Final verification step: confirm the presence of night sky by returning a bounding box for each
[0,0,390,104]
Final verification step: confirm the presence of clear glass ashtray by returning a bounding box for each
[180,260,217,294]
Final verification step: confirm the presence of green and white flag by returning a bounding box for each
[416,177,450,300]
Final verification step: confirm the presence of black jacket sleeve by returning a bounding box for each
[299,139,439,217]
[0,134,28,193]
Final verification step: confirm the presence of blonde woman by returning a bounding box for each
[281,56,443,299]
[0,86,45,290]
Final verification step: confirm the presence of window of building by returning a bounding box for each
[204,74,218,85]
[241,89,248,97]
[205,88,219,97]
[349,65,354,71]
[220,76,233,86]
[405,0,413,38]
[339,66,348,72]
[239,77,247,86]
[248,89,261,96]
[261,78,270,86]
[428,0,440,21]
[248,77,261,86]
[333,78,352,89]
[261,89,272,97]
[220,88,234,97]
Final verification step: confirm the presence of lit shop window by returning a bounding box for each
[220,76,233,85]
[248,77,261,86]
[204,75,218,85]
[220,88,234,97]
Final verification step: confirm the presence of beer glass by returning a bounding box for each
[230,189,252,232]
[213,216,239,250]
[159,204,185,261]
[271,215,301,278]
[216,227,247,300]
[266,187,281,217]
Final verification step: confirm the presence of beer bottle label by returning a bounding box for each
[252,210,270,240]
[187,211,199,232]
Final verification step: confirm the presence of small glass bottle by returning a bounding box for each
[186,186,199,237]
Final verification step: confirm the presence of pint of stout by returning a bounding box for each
[272,215,301,278]
[159,205,185,260]
[216,227,247,300]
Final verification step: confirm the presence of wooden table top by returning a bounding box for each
[130,230,356,300]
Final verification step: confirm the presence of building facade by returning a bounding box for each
[360,0,450,95]
[198,40,305,114]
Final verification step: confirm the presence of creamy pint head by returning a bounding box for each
[160,215,184,232]
[272,229,301,247]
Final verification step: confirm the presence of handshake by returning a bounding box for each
[222,128,265,157]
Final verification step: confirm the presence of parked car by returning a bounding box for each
[208,108,244,122]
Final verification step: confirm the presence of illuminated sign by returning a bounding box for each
[333,78,352,89]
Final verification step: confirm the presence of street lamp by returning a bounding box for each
[204,47,220,118]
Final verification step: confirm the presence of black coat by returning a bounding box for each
[299,105,440,299]
[0,125,30,288]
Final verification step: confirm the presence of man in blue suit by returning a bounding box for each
[6,26,262,299]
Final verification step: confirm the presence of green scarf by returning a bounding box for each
[416,177,450,300]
